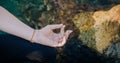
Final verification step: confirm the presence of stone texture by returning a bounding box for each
[104,42,120,58]
[72,5,120,54]
[72,12,96,49]
[93,5,120,53]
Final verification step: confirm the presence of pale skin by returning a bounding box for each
[0,6,72,47]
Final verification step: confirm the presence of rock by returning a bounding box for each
[2,0,120,62]
[72,5,120,54]
[72,11,96,49]
[93,5,120,53]
[103,42,120,58]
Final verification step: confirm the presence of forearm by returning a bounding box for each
[0,6,34,41]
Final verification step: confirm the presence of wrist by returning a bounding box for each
[30,29,39,43]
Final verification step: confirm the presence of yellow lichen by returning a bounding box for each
[93,5,120,53]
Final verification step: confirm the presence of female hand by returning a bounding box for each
[34,24,72,47]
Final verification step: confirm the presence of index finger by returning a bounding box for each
[60,25,65,37]
[48,24,63,29]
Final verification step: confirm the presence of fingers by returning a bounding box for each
[58,25,65,42]
[46,30,72,47]
[52,24,65,44]
[57,36,66,47]
[47,24,63,29]
[57,30,73,47]
[64,30,73,40]
[60,25,65,37]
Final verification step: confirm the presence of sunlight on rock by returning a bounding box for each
[93,5,120,53]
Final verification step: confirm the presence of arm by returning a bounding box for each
[0,6,72,47]
[0,6,34,41]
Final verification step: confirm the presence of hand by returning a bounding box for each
[34,24,72,47]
